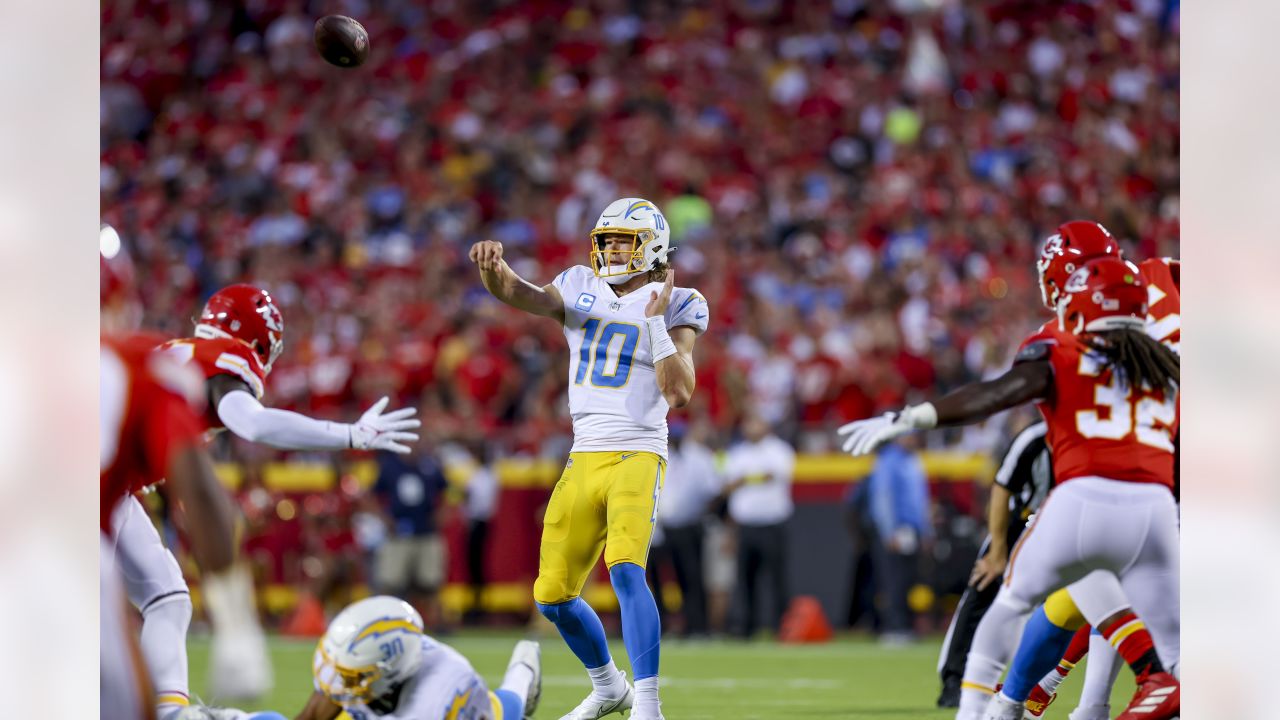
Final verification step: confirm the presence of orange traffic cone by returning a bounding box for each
[778,595,834,644]
[281,592,327,638]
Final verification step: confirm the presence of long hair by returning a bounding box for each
[1084,329,1179,395]
[648,260,670,283]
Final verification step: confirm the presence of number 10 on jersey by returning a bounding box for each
[575,318,641,388]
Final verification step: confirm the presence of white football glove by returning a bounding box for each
[349,396,421,454]
[837,403,938,456]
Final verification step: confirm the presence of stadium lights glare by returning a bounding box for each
[100,223,121,259]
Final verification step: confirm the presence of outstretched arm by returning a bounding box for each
[211,375,420,453]
[469,240,565,323]
[838,361,1052,456]
[931,361,1053,426]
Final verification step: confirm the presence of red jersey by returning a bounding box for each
[1139,257,1180,352]
[1015,325,1178,489]
[158,336,269,427]
[100,334,206,532]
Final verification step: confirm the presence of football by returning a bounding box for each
[313,14,369,68]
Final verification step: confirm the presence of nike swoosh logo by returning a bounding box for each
[695,313,707,319]
[620,453,637,460]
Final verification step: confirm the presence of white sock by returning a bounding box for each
[501,663,535,708]
[140,594,192,715]
[1077,633,1121,709]
[634,676,660,713]
[1039,666,1068,696]
[956,591,1031,720]
[956,653,1005,720]
[587,660,625,697]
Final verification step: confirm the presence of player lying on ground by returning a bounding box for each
[839,257,1180,720]
[288,596,541,720]
[113,284,421,718]
[470,197,707,720]
[101,333,255,720]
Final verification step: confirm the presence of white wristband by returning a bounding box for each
[645,315,678,364]
[902,402,938,430]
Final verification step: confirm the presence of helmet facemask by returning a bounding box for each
[590,229,654,285]
[316,641,402,708]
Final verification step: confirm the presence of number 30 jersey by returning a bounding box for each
[553,265,709,459]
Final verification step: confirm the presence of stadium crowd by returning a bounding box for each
[102,0,1179,624]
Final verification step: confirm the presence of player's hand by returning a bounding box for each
[646,270,675,317]
[349,397,421,454]
[837,403,937,456]
[970,551,1008,591]
[837,412,912,456]
[469,240,505,273]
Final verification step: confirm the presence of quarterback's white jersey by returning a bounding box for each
[314,636,493,720]
[553,265,709,459]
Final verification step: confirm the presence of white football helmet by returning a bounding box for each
[313,596,425,707]
[589,197,673,284]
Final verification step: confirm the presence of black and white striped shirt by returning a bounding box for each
[993,421,1053,523]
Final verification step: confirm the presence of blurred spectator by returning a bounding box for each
[855,436,932,645]
[650,419,722,638]
[372,447,449,630]
[843,480,881,633]
[723,414,796,639]
[461,443,499,621]
[703,504,738,637]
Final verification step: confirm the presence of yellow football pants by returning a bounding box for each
[1043,587,1087,631]
[533,451,665,605]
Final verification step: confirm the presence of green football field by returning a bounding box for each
[188,632,1135,719]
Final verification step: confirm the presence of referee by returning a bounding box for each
[936,420,1052,707]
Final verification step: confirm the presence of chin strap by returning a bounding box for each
[602,265,646,284]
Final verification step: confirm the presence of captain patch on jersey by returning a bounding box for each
[552,265,708,458]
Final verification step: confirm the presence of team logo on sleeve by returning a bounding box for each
[575,293,596,311]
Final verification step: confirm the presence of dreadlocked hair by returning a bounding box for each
[1084,329,1179,395]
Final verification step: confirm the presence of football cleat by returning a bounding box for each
[507,640,542,719]
[1023,685,1056,717]
[936,675,961,708]
[981,691,1025,720]
[556,674,634,720]
[1116,671,1179,720]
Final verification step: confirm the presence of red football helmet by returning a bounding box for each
[1037,221,1122,310]
[194,284,285,371]
[1057,257,1148,335]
